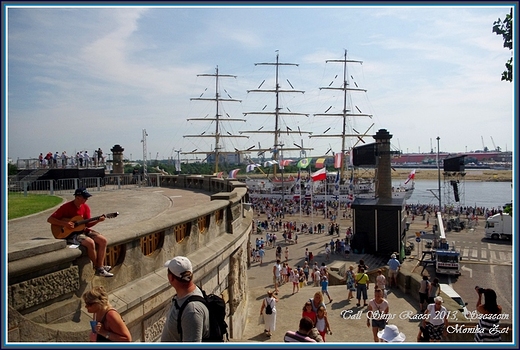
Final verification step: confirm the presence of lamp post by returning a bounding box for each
[175,150,181,175]
[436,136,441,212]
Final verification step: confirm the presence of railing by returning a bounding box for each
[7,174,163,196]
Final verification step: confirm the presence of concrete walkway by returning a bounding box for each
[239,228,422,343]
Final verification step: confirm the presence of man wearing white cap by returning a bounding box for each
[387,253,401,288]
[161,256,210,342]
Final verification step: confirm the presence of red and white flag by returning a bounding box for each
[228,169,240,179]
[311,168,327,181]
[404,169,416,184]
[334,153,342,169]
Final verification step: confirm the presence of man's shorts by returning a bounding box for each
[388,269,398,278]
[66,230,99,245]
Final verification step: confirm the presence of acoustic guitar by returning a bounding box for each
[51,212,119,239]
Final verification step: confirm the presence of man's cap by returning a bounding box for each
[391,254,396,259]
[164,256,193,282]
[74,188,92,198]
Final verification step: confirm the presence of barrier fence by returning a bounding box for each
[7,174,162,196]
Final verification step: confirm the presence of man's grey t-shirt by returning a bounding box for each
[160,287,210,342]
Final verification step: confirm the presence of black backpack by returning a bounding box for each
[176,290,229,342]
[265,298,273,314]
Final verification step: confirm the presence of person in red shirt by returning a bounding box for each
[47,188,113,277]
[302,301,317,326]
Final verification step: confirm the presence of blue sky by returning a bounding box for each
[5,3,515,164]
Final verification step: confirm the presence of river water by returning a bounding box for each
[400,179,513,209]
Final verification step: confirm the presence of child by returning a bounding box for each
[315,306,332,342]
[291,268,300,294]
[302,301,317,326]
[325,244,331,261]
[320,276,333,303]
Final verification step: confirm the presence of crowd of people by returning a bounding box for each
[37,148,106,168]
[54,185,504,343]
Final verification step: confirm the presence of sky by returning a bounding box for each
[4,2,516,165]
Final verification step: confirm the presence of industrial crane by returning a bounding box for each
[490,136,500,152]
[481,136,488,152]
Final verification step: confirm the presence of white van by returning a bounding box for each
[440,283,470,319]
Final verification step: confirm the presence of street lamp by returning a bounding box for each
[175,149,182,175]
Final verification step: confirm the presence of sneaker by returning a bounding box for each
[95,267,113,277]
[103,265,112,272]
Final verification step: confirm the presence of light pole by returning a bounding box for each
[175,150,181,175]
[437,136,441,212]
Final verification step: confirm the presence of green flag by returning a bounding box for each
[297,158,310,169]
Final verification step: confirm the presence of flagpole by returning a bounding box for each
[310,167,313,233]
[324,170,327,221]
[299,170,302,233]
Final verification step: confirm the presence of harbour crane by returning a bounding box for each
[490,136,500,152]
[481,136,488,152]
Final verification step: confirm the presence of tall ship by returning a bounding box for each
[182,66,249,173]
[244,50,414,202]
[239,52,313,196]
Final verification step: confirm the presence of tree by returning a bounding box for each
[492,8,513,82]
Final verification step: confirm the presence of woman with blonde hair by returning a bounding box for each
[260,290,278,337]
[83,286,132,342]
[309,291,326,314]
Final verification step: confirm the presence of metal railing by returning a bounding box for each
[7,174,162,196]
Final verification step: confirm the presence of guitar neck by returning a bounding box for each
[75,215,103,227]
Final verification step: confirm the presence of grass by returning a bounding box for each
[7,193,63,220]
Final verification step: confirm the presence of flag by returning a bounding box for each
[246,164,261,172]
[334,171,340,190]
[311,168,327,181]
[264,160,278,167]
[297,158,310,169]
[315,157,326,169]
[213,172,223,178]
[334,153,342,169]
[175,159,181,172]
[404,169,416,184]
[228,169,240,179]
[279,159,293,169]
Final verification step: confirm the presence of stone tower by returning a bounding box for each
[111,144,125,174]
[373,129,392,199]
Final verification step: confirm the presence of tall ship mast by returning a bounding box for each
[239,52,313,176]
[183,66,248,173]
[310,49,374,182]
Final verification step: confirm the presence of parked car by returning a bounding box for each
[439,283,470,319]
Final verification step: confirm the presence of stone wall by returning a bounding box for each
[7,176,252,342]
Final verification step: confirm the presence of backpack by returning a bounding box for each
[176,290,228,342]
[265,298,273,315]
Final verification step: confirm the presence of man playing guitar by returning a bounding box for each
[47,188,113,277]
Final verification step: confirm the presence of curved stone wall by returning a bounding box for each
[7,175,252,342]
